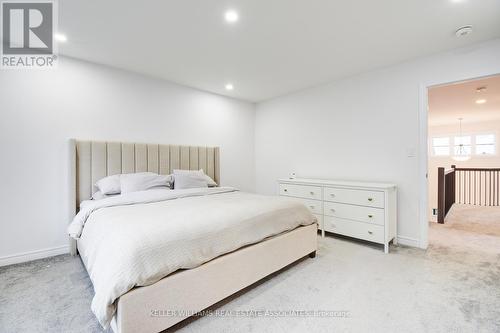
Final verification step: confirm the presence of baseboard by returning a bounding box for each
[0,236,420,266]
[396,235,420,248]
[0,245,69,267]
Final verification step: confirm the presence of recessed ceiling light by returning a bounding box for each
[224,10,239,23]
[475,99,487,104]
[225,83,234,91]
[455,26,472,37]
[54,33,67,42]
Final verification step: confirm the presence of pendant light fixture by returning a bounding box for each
[452,118,471,162]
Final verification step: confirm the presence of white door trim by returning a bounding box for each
[417,72,500,249]
[418,83,429,249]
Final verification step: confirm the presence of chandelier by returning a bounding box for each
[452,118,470,162]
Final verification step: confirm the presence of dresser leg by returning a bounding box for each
[384,243,389,254]
[393,237,398,246]
[309,251,316,258]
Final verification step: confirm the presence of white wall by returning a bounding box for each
[428,120,500,222]
[2,40,500,265]
[0,57,255,265]
[255,39,500,248]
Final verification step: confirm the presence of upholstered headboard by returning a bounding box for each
[69,139,220,212]
[68,139,220,255]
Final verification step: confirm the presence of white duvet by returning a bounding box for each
[68,187,316,328]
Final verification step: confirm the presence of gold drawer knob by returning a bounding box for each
[309,205,315,209]
[330,194,335,197]
[368,214,373,218]
[330,208,336,212]
[284,189,288,192]
[310,191,315,195]
[368,231,373,235]
[368,198,373,202]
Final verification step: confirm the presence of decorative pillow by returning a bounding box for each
[120,172,173,194]
[173,169,210,189]
[95,174,121,195]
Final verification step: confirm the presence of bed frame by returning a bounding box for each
[69,139,318,333]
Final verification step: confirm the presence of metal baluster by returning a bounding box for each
[479,171,482,206]
[458,170,461,204]
[463,170,466,204]
[485,171,488,206]
[468,171,472,205]
[463,171,465,204]
[474,171,477,205]
[489,171,492,206]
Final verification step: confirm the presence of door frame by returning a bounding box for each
[417,72,500,249]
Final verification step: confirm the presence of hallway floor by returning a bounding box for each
[430,204,500,255]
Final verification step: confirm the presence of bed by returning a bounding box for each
[68,139,318,333]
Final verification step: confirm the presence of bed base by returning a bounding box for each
[109,224,317,333]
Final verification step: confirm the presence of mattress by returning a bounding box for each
[68,187,316,328]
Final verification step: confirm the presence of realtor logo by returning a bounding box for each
[1,1,57,68]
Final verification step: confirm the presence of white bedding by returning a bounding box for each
[68,187,316,328]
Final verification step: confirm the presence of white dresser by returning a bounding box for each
[278,178,397,253]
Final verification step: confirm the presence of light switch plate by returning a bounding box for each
[406,147,416,157]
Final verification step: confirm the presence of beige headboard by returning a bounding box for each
[69,139,220,213]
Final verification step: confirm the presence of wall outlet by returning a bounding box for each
[432,208,438,216]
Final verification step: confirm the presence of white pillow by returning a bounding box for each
[92,191,119,200]
[95,174,121,195]
[200,169,217,187]
[120,172,173,194]
[173,169,209,189]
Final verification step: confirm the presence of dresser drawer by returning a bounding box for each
[279,183,322,200]
[286,197,323,214]
[323,216,384,244]
[314,214,323,231]
[324,202,384,225]
[323,187,384,208]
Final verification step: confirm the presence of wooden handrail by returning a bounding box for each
[444,168,455,175]
[454,168,500,171]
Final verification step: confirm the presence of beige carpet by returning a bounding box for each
[443,203,500,237]
[1,210,499,332]
[430,204,500,255]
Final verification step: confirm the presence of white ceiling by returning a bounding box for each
[58,0,500,102]
[428,75,500,126]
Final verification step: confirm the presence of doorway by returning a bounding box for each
[426,74,500,251]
